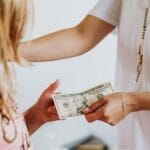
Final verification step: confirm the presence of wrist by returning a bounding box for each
[123,92,141,112]
[33,103,48,125]
[24,104,44,135]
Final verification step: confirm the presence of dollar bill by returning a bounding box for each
[52,82,113,119]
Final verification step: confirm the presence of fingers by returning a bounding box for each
[83,99,106,114]
[47,106,59,120]
[84,106,105,123]
[47,106,58,115]
[83,99,106,123]
[44,79,60,94]
[84,112,97,122]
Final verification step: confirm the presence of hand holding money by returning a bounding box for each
[52,82,113,119]
[84,91,133,126]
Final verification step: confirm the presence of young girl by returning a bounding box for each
[21,0,150,149]
[0,0,59,149]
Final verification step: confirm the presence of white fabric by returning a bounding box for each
[89,0,150,150]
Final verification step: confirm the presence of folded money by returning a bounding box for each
[52,82,113,119]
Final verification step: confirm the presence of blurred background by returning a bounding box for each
[15,0,117,149]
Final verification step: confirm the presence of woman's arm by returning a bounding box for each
[83,92,150,125]
[20,15,115,62]
[127,92,150,111]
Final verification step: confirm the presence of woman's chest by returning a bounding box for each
[119,0,150,51]
[118,0,150,65]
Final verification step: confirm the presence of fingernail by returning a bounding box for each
[55,79,60,84]
[84,108,90,112]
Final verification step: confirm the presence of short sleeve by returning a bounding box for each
[89,0,121,26]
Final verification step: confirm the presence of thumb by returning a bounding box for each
[44,79,60,94]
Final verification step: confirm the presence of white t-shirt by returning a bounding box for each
[89,0,150,150]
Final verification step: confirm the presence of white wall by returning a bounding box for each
[15,0,117,149]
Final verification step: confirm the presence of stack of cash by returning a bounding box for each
[52,82,113,119]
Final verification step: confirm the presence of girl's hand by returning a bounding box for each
[35,79,60,123]
[24,79,60,134]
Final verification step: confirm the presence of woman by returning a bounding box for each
[0,0,59,149]
[21,0,150,149]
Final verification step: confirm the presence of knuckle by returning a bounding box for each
[86,117,93,123]
[107,119,116,126]
[95,110,100,117]
[45,93,51,99]
[109,122,115,126]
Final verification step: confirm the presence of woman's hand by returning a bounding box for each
[24,79,60,134]
[83,92,135,126]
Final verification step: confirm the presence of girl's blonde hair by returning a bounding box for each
[0,0,30,143]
